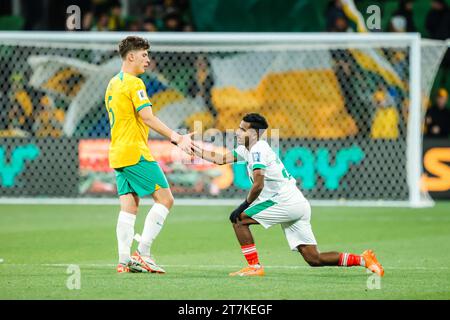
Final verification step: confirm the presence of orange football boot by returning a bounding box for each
[116,263,130,273]
[229,265,265,277]
[362,249,385,277]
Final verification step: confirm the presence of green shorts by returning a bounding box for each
[114,157,169,197]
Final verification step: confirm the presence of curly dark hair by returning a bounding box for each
[243,113,269,130]
[118,36,150,59]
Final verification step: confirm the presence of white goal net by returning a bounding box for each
[0,32,447,206]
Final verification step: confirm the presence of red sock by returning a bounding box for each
[241,244,260,266]
[338,253,364,267]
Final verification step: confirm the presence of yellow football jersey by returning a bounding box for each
[105,71,154,168]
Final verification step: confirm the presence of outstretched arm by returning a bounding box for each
[139,107,194,154]
[192,145,237,165]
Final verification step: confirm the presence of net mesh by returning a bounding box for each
[0,36,447,203]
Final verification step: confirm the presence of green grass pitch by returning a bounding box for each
[1,202,450,300]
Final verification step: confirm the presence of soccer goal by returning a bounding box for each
[0,32,447,207]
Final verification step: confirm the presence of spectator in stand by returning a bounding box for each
[333,17,351,32]
[184,55,217,131]
[389,0,416,33]
[426,0,450,40]
[370,89,400,140]
[143,18,158,32]
[426,0,450,80]
[388,15,407,33]
[126,17,142,32]
[91,12,110,31]
[108,1,126,31]
[325,0,375,33]
[83,10,94,30]
[91,0,110,17]
[325,0,349,32]
[183,23,195,32]
[425,88,450,138]
[142,3,164,30]
[9,0,196,32]
[187,55,216,118]
[163,7,183,31]
[175,0,194,28]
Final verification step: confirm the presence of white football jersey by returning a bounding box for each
[233,140,306,202]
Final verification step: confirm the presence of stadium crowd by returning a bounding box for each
[13,0,195,32]
[82,0,194,32]
[0,0,449,139]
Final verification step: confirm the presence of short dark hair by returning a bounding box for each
[118,36,150,59]
[243,113,269,131]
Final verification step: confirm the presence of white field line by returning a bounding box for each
[1,263,449,270]
[0,197,432,208]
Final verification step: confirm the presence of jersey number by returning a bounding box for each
[277,158,292,179]
[282,168,291,179]
[107,96,115,128]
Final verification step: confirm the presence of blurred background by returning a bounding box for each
[2,1,450,301]
[0,0,449,203]
[0,0,448,89]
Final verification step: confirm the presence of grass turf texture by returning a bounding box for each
[0,203,450,300]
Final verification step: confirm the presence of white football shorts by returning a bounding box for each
[244,195,317,251]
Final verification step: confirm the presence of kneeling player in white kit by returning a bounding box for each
[193,113,384,277]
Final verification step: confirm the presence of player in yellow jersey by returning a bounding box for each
[105,36,196,273]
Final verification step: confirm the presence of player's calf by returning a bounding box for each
[302,255,323,267]
[299,244,362,267]
[299,244,340,267]
[298,245,384,276]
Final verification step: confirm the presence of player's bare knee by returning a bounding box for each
[299,247,322,267]
[232,219,248,226]
[156,199,173,211]
[308,259,322,267]
[154,193,173,210]
[164,195,174,210]
[304,255,322,267]
[121,205,138,214]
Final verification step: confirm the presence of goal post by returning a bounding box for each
[0,32,447,207]
[408,34,422,207]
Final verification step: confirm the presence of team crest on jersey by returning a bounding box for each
[252,152,261,162]
[137,89,147,100]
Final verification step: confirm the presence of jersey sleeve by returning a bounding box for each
[249,142,268,170]
[232,145,247,162]
[131,78,152,112]
[104,82,111,111]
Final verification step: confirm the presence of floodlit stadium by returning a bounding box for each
[0,0,449,302]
